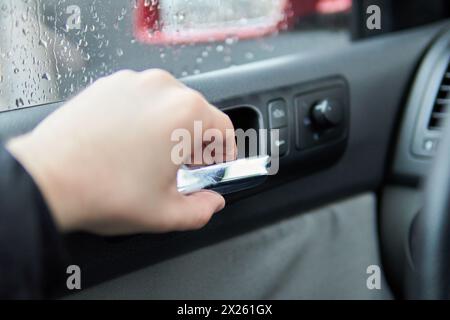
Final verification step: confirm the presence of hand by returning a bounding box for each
[6,70,236,235]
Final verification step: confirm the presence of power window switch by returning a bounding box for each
[269,99,288,129]
[271,127,289,157]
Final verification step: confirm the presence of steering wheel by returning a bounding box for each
[407,117,450,299]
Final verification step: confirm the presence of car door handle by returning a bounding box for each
[177,156,271,195]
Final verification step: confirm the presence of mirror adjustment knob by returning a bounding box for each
[311,99,343,129]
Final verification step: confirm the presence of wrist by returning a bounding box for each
[6,134,79,233]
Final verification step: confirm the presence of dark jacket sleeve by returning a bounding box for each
[0,146,67,299]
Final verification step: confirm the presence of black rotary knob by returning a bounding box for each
[311,99,343,129]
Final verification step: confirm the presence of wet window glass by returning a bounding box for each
[0,0,352,111]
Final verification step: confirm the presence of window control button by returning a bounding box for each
[271,127,289,157]
[269,99,288,129]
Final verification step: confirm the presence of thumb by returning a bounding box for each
[171,191,225,231]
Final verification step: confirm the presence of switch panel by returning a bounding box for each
[217,77,349,193]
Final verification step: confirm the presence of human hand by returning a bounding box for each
[7,70,236,235]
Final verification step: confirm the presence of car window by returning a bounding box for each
[0,0,352,111]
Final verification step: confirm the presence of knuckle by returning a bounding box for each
[222,112,234,129]
[186,89,207,105]
[184,90,209,113]
[96,70,136,86]
[91,77,107,88]
[93,73,115,85]
[114,69,137,78]
[144,69,175,83]
[172,89,209,125]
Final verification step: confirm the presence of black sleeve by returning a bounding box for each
[0,146,67,299]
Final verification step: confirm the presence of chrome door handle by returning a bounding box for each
[177,156,271,195]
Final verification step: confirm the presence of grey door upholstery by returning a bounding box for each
[68,193,392,300]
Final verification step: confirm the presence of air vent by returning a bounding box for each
[428,62,450,130]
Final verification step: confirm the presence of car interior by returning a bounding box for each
[1,0,450,300]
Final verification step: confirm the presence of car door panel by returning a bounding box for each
[0,20,447,296]
[68,193,394,300]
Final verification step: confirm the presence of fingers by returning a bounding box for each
[167,191,225,231]
[108,69,236,165]
[173,89,237,165]
[129,70,237,163]
[208,105,237,163]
